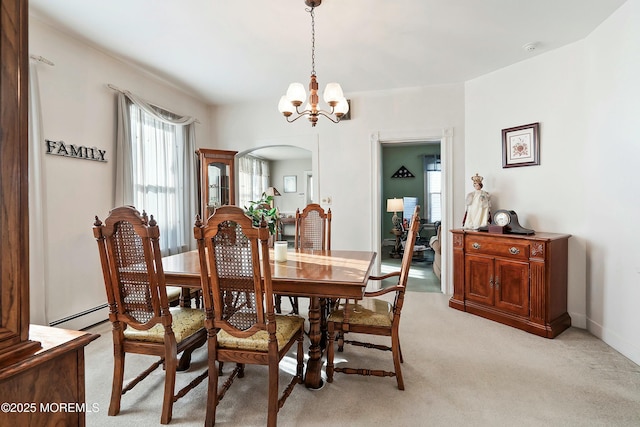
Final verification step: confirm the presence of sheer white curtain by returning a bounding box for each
[115,91,197,255]
[28,60,48,325]
[238,155,270,209]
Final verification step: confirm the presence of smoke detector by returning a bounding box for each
[523,42,538,52]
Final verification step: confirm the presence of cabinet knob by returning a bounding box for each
[509,247,520,255]
[472,242,481,249]
[489,276,494,287]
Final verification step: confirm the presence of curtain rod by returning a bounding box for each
[30,55,55,66]
[107,83,200,124]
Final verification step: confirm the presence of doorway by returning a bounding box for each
[380,143,441,292]
[370,129,453,295]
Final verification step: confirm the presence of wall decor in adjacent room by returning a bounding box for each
[283,175,297,193]
[391,165,415,178]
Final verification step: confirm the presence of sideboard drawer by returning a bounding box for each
[464,235,529,260]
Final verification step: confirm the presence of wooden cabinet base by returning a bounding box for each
[0,325,99,426]
[458,301,571,338]
[450,229,571,339]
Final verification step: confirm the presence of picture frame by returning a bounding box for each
[502,122,540,168]
[283,175,297,193]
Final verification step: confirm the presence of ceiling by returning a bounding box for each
[29,0,625,106]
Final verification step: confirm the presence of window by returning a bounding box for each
[403,196,419,228]
[238,155,270,209]
[120,97,197,256]
[424,155,441,223]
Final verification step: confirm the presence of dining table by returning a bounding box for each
[161,248,377,389]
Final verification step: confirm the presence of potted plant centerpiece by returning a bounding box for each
[244,192,279,246]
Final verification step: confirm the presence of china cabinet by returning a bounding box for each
[196,148,237,220]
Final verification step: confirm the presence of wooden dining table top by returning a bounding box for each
[162,248,377,300]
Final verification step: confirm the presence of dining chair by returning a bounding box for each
[326,205,420,390]
[275,203,332,315]
[193,206,305,427]
[93,206,207,424]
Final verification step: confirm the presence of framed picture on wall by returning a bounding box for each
[502,122,540,168]
[283,175,297,193]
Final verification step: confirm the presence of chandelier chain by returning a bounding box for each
[309,6,316,76]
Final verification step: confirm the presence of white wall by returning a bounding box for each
[582,0,640,364]
[29,17,214,329]
[270,158,313,214]
[213,84,466,253]
[465,0,639,364]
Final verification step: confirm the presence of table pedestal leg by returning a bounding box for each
[304,296,324,389]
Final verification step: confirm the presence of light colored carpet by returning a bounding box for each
[83,293,640,426]
[380,250,441,293]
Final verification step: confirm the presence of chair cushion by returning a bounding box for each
[166,286,182,302]
[217,315,304,352]
[328,298,393,327]
[123,307,205,343]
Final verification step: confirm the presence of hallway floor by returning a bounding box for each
[380,246,441,292]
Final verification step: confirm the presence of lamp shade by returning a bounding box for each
[386,198,404,213]
[334,97,349,116]
[265,186,281,196]
[323,82,344,105]
[278,96,295,114]
[286,82,306,105]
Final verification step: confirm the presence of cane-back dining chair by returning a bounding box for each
[275,203,332,315]
[327,205,420,390]
[295,203,332,250]
[93,206,207,424]
[193,206,305,427]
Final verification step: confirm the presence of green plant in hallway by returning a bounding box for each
[244,192,278,236]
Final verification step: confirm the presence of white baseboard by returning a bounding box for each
[586,317,640,366]
[49,304,108,330]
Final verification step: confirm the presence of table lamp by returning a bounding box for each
[265,186,281,208]
[265,186,281,197]
[386,198,404,230]
[387,198,404,258]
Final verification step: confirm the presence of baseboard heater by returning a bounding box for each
[49,303,109,330]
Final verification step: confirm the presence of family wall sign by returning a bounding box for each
[45,139,107,162]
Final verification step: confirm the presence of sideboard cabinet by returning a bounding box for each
[450,229,571,338]
[196,148,237,220]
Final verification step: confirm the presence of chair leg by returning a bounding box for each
[267,358,279,427]
[289,296,299,315]
[337,329,345,352]
[326,322,335,383]
[177,333,206,371]
[205,340,219,427]
[177,347,194,372]
[296,330,305,380]
[392,333,404,390]
[275,295,283,314]
[109,346,125,416]
[161,351,177,424]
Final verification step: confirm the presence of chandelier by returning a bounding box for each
[278,0,349,127]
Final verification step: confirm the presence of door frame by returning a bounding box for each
[370,128,453,294]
